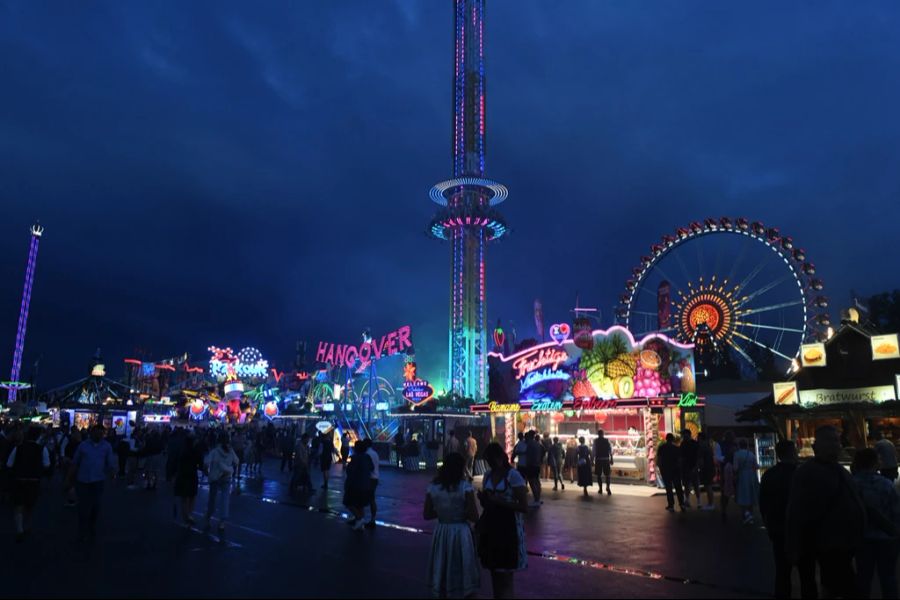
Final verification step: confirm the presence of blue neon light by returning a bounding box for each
[519,368,570,391]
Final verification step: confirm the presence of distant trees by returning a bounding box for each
[869,290,900,333]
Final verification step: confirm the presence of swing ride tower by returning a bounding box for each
[7,223,43,402]
[429,0,508,402]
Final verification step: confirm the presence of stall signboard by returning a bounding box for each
[800,343,827,368]
[773,382,798,405]
[316,325,412,367]
[895,375,900,400]
[315,421,333,433]
[487,326,695,406]
[799,385,896,407]
[402,379,435,406]
[871,334,900,361]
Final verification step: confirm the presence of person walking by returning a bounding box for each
[7,427,49,542]
[873,430,899,483]
[280,430,295,474]
[204,433,239,534]
[339,432,351,465]
[733,438,760,525]
[564,437,578,484]
[424,452,480,598]
[478,443,528,599]
[363,439,380,529]
[143,430,164,491]
[787,425,866,599]
[576,437,593,497]
[852,447,900,599]
[658,433,685,512]
[760,440,815,599]
[541,433,553,480]
[445,430,461,457]
[70,425,116,542]
[717,430,737,520]
[524,431,542,506]
[512,432,527,477]
[343,441,375,531]
[680,428,701,507]
[290,433,311,496]
[174,435,203,527]
[61,429,82,507]
[464,431,477,482]
[696,432,716,510]
[549,436,565,491]
[320,431,336,490]
[593,429,613,496]
[231,430,246,481]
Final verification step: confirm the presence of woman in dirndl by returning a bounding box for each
[424,453,480,598]
[477,443,528,599]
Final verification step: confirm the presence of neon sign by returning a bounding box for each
[472,401,521,413]
[549,323,571,345]
[529,400,563,411]
[209,346,269,381]
[316,326,412,368]
[678,392,698,407]
[572,398,618,411]
[512,348,568,380]
[403,379,435,406]
[520,368,570,391]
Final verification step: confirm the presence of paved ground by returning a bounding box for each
[0,458,782,598]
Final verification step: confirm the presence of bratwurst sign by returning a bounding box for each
[316,326,413,367]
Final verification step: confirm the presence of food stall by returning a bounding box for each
[473,326,704,484]
[738,322,900,461]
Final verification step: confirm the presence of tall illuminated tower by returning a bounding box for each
[7,223,43,402]
[429,0,508,401]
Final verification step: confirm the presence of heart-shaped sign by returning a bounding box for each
[549,323,571,345]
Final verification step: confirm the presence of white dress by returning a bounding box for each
[426,481,481,598]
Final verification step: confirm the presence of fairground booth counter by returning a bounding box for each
[738,322,900,461]
[471,326,704,484]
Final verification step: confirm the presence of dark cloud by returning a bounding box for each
[1,1,898,387]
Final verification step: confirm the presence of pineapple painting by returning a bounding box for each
[580,333,636,398]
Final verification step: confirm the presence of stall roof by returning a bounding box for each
[737,322,900,422]
[45,374,131,410]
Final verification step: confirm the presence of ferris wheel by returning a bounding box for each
[616,217,829,374]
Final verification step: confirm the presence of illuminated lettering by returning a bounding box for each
[398,326,412,351]
[520,368,570,391]
[271,369,284,383]
[573,398,618,411]
[385,331,398,355]
[512,348,569,380]
[334,345,346,366]
[530,400,563,412]
[317,326,414,365]
[344,346,358,367]
[488,401,521,413]
[678,392,698,407]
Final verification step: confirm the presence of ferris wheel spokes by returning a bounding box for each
[726,338,757,369]
[734,322,805,334]
[732,330,794,361]
[737,272,797,308]
[738,299,804,317]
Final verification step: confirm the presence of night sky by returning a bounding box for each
[2,1,899,390]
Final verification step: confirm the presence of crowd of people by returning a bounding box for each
[3,418,899,599]
[0,420,349,541]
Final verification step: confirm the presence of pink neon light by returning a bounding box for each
[487,325,695,362]
[124,358,142,365]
